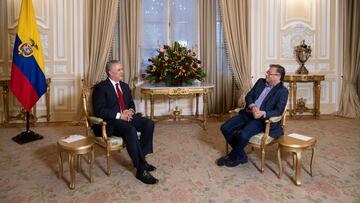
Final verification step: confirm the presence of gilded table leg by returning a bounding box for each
[33,105,38,122]
[89,146,94,182]
[45,78,51,122]
[313,81,321,118]
[195,93,199,117]
[292,152,296,170]
[277,147,282,178]
[76,155,81,172]
[69,154,75,189]
[150,94,154,120]
[288,82,293,116]
[57,149,63,179]
[2,81,9,124]
[202,93,208,130]
[292,82,297,116]
[310,146,315,176]
[294,151,302,186]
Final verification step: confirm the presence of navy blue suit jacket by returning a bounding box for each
[242,78,288,137]
[92,78,136,135]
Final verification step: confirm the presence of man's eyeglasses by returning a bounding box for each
[266,71,280,76]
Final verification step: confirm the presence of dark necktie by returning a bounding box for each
[115,83,125,112]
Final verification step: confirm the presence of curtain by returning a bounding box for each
[75,0,118,121]
[111,0,140,87]
[83,0,119,86]
[219,0,252,103]
[199,0,216,114]
[199,0,235,114]
[337,0,360,118]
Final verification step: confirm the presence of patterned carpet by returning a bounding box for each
[0,116,359,203]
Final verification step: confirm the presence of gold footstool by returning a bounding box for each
[57,135,94,189]
[277,134,316,186]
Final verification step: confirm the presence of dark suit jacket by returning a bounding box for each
[242,78,288,137]
[92,78,136,135]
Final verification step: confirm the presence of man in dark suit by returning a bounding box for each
[217,64,288,167]
[92,60,158,184]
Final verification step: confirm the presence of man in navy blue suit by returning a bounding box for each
[217,64,288,167]
[92,60,158,184]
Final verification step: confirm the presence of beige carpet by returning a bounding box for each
[0,116,359,203]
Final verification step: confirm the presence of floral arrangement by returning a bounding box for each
[146,41,206,86]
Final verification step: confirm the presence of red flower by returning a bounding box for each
[146,41,206,85]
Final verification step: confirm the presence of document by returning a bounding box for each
[288,133,312,141]
[62,134,86,143]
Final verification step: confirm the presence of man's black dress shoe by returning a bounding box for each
[136,170,159,184]
[216,156,229,166]
[145,162,156,172]
[224,157,248,167]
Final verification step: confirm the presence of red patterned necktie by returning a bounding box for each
[115,83,125,112]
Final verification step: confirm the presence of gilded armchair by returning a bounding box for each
[227,104,287,174]
[82,83,125,176]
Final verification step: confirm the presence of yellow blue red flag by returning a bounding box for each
[10,0,46,111]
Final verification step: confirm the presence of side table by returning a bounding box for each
[283,74,325,118]
[277,134,316,186]
[57,135,94,189]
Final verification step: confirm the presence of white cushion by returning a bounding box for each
[94,136,124,148]
[249,132,274,145]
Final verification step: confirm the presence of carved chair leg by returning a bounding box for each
[106,147,111,176]
[261,148,265,173]
[89,147,94,182]
[277,148,282,178]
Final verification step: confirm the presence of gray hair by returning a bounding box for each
[105,60,121,77]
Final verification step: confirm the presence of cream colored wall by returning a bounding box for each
[0,0,84,122]
[251,0,342,114]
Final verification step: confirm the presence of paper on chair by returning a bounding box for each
[288,133,312,141]
[62,135,86,143]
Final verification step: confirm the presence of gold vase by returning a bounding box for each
[294,40,312,74]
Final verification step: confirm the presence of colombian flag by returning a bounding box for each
[10,0,46,111]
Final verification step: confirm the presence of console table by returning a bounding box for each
[283,74,325,118]
[140,83,215,129]
[0,78,51,123]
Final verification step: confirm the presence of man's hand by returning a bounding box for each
[253,111,264,119]
[120,109,134,122]
[125,109,134,121]
[251,106,264,119]
[251,106,259,114]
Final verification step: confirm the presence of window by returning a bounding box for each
[142,0,198,74]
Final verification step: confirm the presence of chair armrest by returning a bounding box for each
[268,115,282,123]
[89,116,105,125]
[229,108,243,114]
[88,116,110,139]
[261,115,282,145]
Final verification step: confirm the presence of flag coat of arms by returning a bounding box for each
[10,0,46,111]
